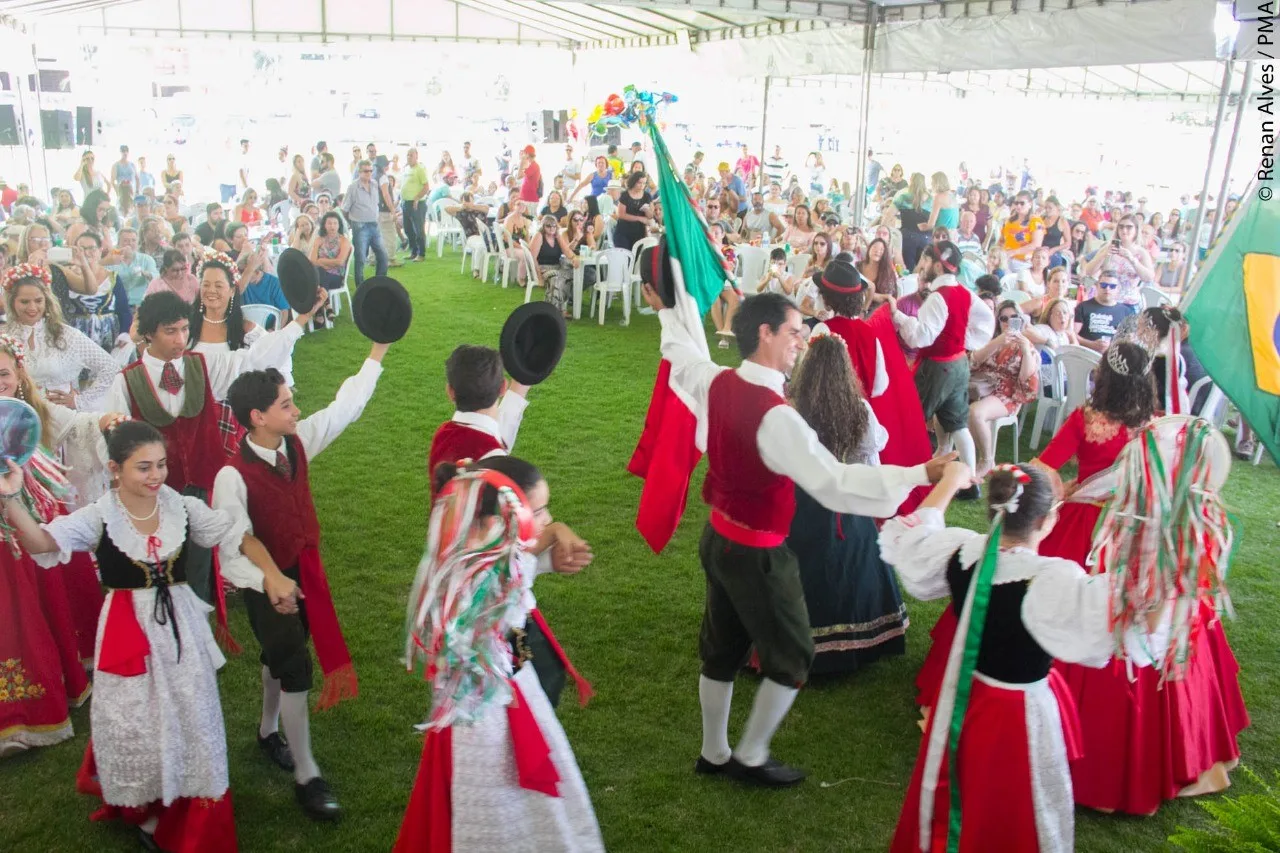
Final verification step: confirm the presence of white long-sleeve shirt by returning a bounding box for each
[892,275,995,352]
[658,310,928,518]
[10,320,121,411]
[101,322,303,415]
[445,391,529,457]
[810,321,889,397]
[212,358,383,591]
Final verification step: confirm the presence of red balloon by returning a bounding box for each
[604,94,625,116]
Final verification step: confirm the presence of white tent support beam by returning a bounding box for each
[70,23,565,46]
[852,8,875,227]
[1210,60,1253,243]
[496,0,620,41]
[1184,59,1235,290]
[578,0,865,23]
[451,0,603,42]
[579,4,676,35]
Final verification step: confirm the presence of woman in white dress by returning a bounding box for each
[3,263,121,411]
[3,420,282,853]
[397,456,603,853]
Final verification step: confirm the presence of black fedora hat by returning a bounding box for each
[813,258,865,297]
[352,276,413,343]
[276,248,320,315]
[500,302,566,386]
[638,236,676,309]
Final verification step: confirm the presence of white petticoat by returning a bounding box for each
[90,585,229,808]
[450,664,603,853]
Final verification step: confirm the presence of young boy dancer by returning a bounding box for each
[212,341,390,821]
[427,344,528,481]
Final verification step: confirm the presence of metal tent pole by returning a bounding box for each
[758,75,770,191]
[29,42,50,199]
[1182,59,1234,290]
[1209,60,1253,244]
[852,11,876,228]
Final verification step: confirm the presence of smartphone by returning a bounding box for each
[47,246,73,263]
[1007,316,1024,333]
[1111,238,1121,249]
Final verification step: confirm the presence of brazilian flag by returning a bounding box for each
[1184,192,1280,464]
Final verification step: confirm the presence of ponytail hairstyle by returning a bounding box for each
[1088,341,1157,429]
[0,334,53,449]
[105,420,165,467]
[789,334,870,463]
[986,463,1062,540]
[1136,305,1185,349]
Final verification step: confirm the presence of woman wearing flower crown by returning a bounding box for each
[0,333,127,756]
[4,419,282,852]
[881,461,1153,853]
[784,333,908,673]
[1036,341,1248,815]
[396,455,603,852]
[2,263,121,412]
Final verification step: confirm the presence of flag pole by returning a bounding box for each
[1182,59,1235,291]
[1209,61,1254,245]
[1180,172,1257,310]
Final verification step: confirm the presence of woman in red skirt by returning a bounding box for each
[881,462,1126,853]
[1038,343,1248,815]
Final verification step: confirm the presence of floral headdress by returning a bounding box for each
[2,263,51,293]
[0,332,28,369]
[196,248,240,288]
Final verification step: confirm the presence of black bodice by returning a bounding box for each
[96,529,191,659]
[947,549,1052,684]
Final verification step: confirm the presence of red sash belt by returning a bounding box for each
[507,679,562,797]
[527,608,594,707]
[710,509,786,548]
[298,546,358,710]
[97,590,150,677]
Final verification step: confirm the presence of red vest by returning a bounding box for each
[428,420,504,490]
[821,316,880,397]
[227,435,321,571]
[123,353,227,493]
[701,371,795,541]
[918,284,973,362]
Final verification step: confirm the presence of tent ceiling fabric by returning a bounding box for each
[0,0,1225,95]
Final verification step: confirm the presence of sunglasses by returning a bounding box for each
[1098,281,1119,289]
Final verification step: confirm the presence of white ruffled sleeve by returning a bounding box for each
[33,503,106,568]
[182,496,250,554]
[1021,559,1115,668]
[878,507,982,601]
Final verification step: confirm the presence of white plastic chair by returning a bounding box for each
[241,304,284,332]
[493,228,520,288]
[897,274,919,298]
[735,245,769,293]
[522,245,546,304]
[460,229,487,276]
[629,236,659,309]
[591,247,632,326]
[786,253,811,279]
[1140,286,1172,308]
[1058,345,1101,422]
[991,412,1021,463]
[1188,377,1229,429]
[328,251,354,319]
[1028,348,1068,448]
[1003,289,1032,305]
[434,199,464,257]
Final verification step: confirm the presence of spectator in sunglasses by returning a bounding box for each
[1073,269,1137,353]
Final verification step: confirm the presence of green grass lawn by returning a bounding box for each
[2,253,1278,852]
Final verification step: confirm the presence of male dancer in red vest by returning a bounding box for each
[888,241,994,499]
[212,341,390,821]
[427,344,528,482]
[102,290,315,606]
[641,286,951,786]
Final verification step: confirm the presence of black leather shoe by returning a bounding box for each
[725,756,807,787]
[258,732,295,772]
[694,756,730,775]
[955,485,982,501]
[137,828,160,852]
[296,777,342,822]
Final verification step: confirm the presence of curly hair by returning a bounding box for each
[1089,341,1157,429]
[3,271,68,350]
[789,334,869,463]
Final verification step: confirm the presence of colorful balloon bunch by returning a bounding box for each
[587,86,678,138]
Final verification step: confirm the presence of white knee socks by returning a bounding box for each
[699,676,734,765]
[951,427,977,474]
[259,666,282,739]
[733,679,799,768]
[280,691,321,784]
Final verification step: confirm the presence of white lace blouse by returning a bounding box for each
[33,485,249,570]
[190,323,265,358]
[8,319,120,410]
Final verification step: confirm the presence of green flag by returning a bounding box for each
[1183,192,1280,464]
[643,122,728,316]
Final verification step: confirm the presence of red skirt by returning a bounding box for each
[914,608,956,709]
[393,726,453,852]
[1041,504,1249,814]
[891,671,1082,853]
[30,550,91,706]
[0,548,74,752]
[63,552,105,667]
[77,740,239,853]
